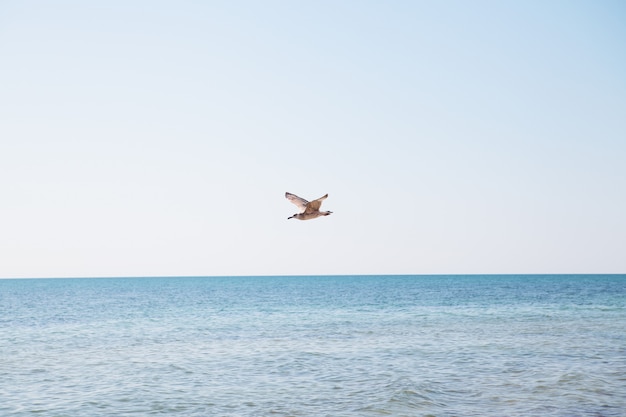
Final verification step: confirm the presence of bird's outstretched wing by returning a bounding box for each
[304,194,328,213]
[285,192,309,211]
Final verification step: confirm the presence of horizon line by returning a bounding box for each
[1,273,624,280]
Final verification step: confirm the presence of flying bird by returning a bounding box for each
[285,192,333,220]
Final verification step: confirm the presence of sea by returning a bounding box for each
[1,275,625,417]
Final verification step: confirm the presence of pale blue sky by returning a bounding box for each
[1,1,625,278]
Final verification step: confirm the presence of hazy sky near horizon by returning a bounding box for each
[1,1,625,278]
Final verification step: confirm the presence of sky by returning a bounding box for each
[1,1,625,278]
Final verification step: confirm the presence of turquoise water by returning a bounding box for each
[1,275,625,416]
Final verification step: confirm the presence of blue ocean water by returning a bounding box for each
[1,275,625,417]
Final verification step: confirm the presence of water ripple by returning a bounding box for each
[1,275,625,416]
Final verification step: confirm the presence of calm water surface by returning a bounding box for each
[1,275,625,416]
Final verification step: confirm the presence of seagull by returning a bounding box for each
[285,192,333,220]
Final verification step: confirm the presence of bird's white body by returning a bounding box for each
[285,192,333,220]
